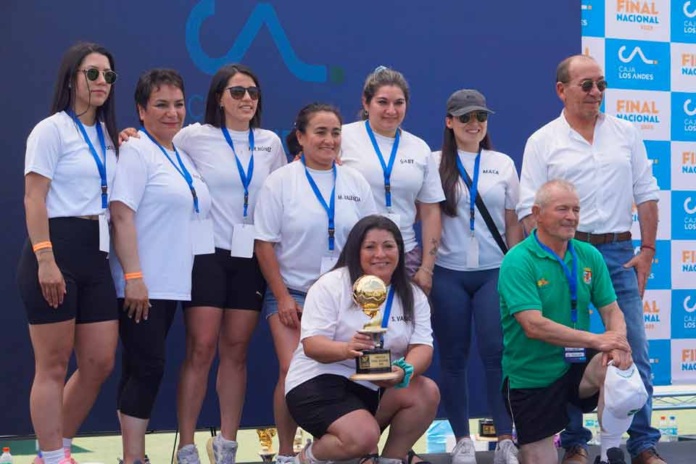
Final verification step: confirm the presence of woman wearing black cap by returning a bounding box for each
[430,89,523,464]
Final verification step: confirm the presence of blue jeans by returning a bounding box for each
[430,266,513,437]
[262,287,307,320]
[561,240,660,456]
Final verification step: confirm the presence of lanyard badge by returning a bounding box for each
[71,113,108,209]
[222,127,255,219]
[142,128,199,213]
[365,120,400,212]
[301,155,336,252]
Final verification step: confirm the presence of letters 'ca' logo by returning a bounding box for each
[684,296,696,313]
[685,1,696,18]
[185,1,342,83]
[684,99,696,117]
[618,45,656,64]
[684,197,696,215]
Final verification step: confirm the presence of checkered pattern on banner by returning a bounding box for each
[582,0,696,385]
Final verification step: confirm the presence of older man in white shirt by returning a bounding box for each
[517,55,662,464]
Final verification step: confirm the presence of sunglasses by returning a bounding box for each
[80,68,118,84]
[227,86,260,100]
[456,112,489,124]
[578,79,608,92]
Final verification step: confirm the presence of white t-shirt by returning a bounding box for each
[174,123,286,249]
[340,121,445,252]
[109,131,212,300]
[285,267,433,393]
[254,162,377,292]
[433,149,519,270]
[25,111,117,217]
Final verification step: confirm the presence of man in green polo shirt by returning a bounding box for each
[499,180,634,464]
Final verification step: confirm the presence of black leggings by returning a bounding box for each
[117,299,178,419]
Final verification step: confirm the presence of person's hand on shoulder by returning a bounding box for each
[118,127,139,146]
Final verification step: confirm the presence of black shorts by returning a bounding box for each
[184,248,266,311]
[286,374,380,438]
[17,217,118,325]
[502,350,600,446]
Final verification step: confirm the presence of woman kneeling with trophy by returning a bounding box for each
[284,215,439,464]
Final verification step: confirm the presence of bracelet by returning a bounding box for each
[392,357,414,389]
[124,271,143,281]
[640,244,656,252]
[418,266,433,276]
[32,241,52,253]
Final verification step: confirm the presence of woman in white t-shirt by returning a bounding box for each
[255,103,377,463]
[110,69,212,464]
[340,67,445,296]
[430,90,523,464]
[171,64,287,464]
[284,215,439,464]
[17,42,120,464]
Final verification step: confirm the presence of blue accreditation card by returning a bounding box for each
[564,347,587,363]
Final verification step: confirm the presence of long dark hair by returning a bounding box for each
[439,117,493,217]
[50,42,119,155]
[204,63,262,129]
[335,215,415,321]
[286,102,343,156]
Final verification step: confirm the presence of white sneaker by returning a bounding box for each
[451,437,477,464]
[493,439,518,464]
[206,435,238,464]
[177,445,201,464]
[275,456,295,464]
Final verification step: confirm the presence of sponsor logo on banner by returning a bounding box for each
[671,241,696,289]
[582,36,606,65]
[608,0,669,41]
[671,0,696,43]
[672,290,696,339]
[671,141,696,190]
[643,290,671,339]
[671,92,696,141]
[645,140,671,190]
[671,191,696,240]
[631,191,671,241]
[635,239,671,289]
[672,339,696,383]
[582,1,605,36]
[606,39,670,90]
[185,1,341,83]
[650,339,671,385]
[605,89,670,139]
[671,43,696,92]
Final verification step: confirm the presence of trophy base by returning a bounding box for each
[350,371,400,381]
[258,453,276,463]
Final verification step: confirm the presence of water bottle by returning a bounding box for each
[658,416,668,442]
[426,419,454,453]
[593,418,602,445]
[585,418,598,445]
[668,415,678,442]
[0,447,13,464]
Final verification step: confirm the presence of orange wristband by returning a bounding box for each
[32,241,53,253]
[124,271,143,281]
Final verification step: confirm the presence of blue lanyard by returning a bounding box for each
[380,287,396,329]
[365,120,400,210]
[534,231,579,325]
[141,127,199,213]
[221,127,255,218]
[455,151,481,233]
[70,113,108,209]
[301,155,336,251]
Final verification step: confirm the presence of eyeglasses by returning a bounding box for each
[456,112,488,124]
[227,86,260,100]
[578,79,608,92]
[80,68,118,84]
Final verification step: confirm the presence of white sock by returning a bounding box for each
[62,439,72,451]
[42,448,65,464]
[216,434,237,447]
[303,443,326,464]
[378,458,402,464]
